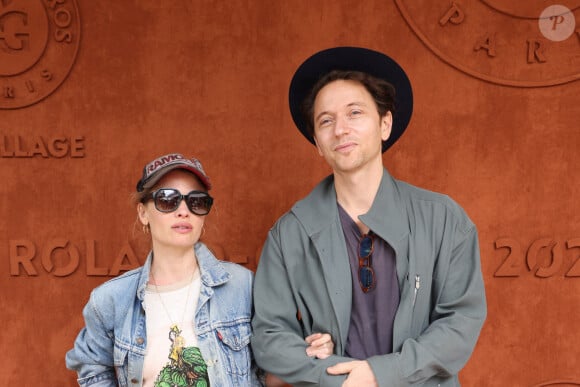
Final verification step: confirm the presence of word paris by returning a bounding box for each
[0,135,85,158]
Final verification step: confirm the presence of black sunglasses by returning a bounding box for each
[146,188,214,215]
[358,233,375,293]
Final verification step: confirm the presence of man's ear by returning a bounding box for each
[313,135,324,156]
[381,111,393,142]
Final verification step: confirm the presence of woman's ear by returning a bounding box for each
[137,203,148,225]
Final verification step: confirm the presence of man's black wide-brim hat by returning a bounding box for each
[288,46,413,153]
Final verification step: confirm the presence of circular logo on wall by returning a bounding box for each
[395,0,580,87]
[0,0,80,109]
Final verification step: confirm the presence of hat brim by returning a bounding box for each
[289,46,413,153]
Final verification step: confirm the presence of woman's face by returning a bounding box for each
[137,169,208,252]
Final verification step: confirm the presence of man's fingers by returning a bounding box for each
[304,333,322,344]
[326,361,356,375]
[305,333,334,358]
[309,333,332,347]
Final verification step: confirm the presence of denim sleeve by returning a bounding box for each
[65,291,117,387]
[75,372,117,387]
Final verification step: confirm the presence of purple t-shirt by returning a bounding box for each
[338,204,400,359]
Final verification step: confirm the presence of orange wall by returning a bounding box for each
[1,1,579,385]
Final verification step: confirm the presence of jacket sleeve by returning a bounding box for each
[65,291,117,387]
[251,225,351,387]
[367,223,487,386]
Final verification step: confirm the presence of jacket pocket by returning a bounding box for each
[215,321,252,376]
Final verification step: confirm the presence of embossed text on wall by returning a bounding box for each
[494,237,580,278]
[7,239,258,277]
[395,0,580,87]
[8,239,141,277]
[0,0,80,109]
[0,135,85,157]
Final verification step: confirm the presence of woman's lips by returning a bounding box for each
[172,222,192,233]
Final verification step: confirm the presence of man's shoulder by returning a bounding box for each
[395,178,452,203]
[272,175,335,230]
[393,178,474,230]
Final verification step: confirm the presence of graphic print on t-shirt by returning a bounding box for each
[154,325,210,387]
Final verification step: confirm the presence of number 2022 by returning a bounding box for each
[494,238,580,278]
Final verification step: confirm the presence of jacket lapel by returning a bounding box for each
[359,169,410,289]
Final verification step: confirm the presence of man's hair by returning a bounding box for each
[301,70,396,137]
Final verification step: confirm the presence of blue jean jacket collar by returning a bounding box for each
[136,242,232,302]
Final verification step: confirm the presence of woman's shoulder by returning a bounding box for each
[219,260,253,274]
[219,261,254,289]
[198,243,253,275]
[90,266,144,300]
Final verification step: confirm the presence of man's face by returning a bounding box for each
[312,79,392,174]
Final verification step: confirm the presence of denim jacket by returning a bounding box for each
[66,242,261,386]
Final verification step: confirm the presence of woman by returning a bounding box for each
[66,153,333,386]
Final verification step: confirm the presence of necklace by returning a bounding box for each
[149,266,197,342]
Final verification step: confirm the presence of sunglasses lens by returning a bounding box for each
[359,235,373,258]
[359,266,374,292]
[150,189,213,215]
[154,189,181,212]
[185,192,213,215]
[358,234,374,292]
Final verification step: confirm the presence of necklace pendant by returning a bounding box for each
[169,325,186,363]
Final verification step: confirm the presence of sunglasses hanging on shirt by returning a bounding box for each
[358,233,375,293]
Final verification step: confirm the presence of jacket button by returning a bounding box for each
[131,378,139,383]
[136,337,144,345]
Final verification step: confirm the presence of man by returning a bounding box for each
[251,46,486,386]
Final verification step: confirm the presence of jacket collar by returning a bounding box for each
[195,242,232,287]
[359,169,409,247]
[292,168,409,246]
[137,242,231,300]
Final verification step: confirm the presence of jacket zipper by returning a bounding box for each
[412,275,420,306]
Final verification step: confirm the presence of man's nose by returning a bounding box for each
[334,115,350,136]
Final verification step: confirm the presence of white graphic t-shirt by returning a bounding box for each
[143,274,210,386]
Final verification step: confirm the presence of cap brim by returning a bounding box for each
[289,46,413,153]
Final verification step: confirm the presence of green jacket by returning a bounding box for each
[251,169,486,386]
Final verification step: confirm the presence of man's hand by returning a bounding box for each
[305,333,334,359]
[326,360,378,387]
